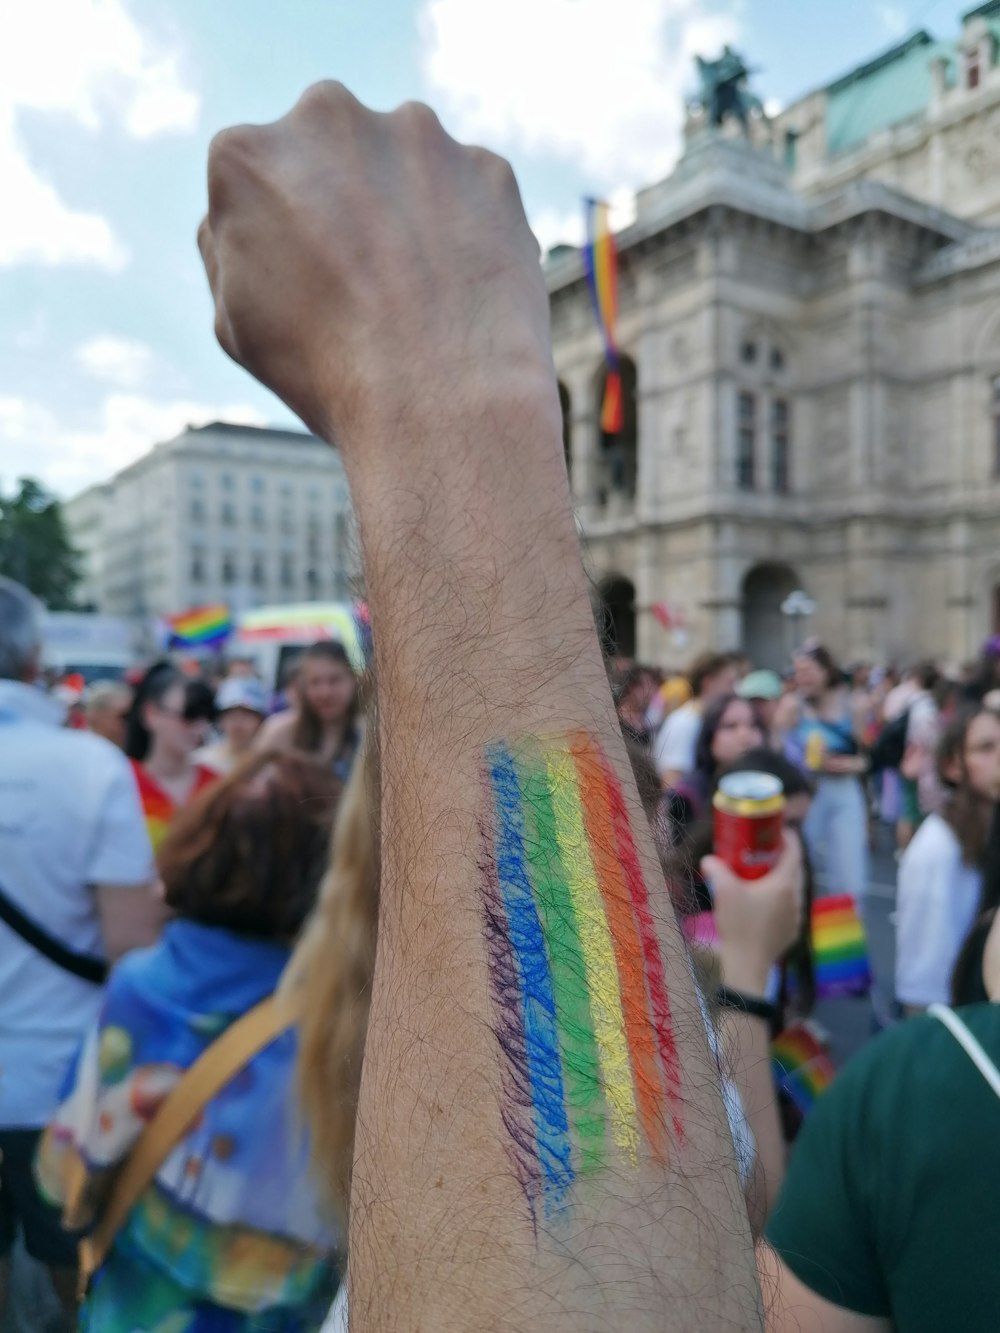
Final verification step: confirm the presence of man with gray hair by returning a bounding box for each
[0,577,158,1321]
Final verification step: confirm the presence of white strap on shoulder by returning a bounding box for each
[928,1004,1000,1103]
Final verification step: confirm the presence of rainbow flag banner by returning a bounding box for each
[772,1020,836,1118]
[166,603,232,649]
[582,199,624,434]
[811,894,872,998]
[480,733,683,1219]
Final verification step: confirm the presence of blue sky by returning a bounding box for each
[0,0,976,496]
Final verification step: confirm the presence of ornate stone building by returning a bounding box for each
[549,2,1000,669]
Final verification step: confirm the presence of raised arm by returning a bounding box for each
[200,84,760,1332]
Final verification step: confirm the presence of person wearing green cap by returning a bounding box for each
[737,669,785,748]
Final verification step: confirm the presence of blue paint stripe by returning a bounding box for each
[487,744,574,1206]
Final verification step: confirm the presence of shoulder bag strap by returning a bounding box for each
[927,1003,1000,1102]
[0,879,107,985]
[78,992,297,1296]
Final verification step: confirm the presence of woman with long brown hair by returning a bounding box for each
[257,642,361,782]
[896,706,1000,1013]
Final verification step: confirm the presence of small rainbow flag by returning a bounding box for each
[166,604,232,649]
[771,1020,836,1118]
[811,894,871,998]
[582,199,624,435]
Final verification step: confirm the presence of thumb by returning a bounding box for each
[700,854,732,888]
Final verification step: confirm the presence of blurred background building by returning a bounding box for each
[550,2,1000,669]
[66,421,358,623]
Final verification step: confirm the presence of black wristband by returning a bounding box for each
[714,985,777,1024]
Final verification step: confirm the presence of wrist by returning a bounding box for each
[717,949,771,997]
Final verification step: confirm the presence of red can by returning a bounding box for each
[712,771,785,881]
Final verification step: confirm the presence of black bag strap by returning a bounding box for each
[0,880,108,985]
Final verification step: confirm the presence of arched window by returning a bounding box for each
[558,381,572,477]
[595,575,636,660]
[596,355,638,504]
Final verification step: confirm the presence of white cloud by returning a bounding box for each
[75,335,155,389]
[0,1,199,269]
[0,393,268,497]
[876,3,908,37]
[421,0,740,189]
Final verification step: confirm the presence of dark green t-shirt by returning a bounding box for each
[766,1004,1000,1330]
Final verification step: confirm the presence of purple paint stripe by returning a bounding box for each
[477,802,544,1213]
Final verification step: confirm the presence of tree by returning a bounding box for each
[0,478,83,609]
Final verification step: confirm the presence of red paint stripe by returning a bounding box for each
[593,744,683,1123]
[571,734,671,1162]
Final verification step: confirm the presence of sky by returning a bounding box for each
[0,0,978,497]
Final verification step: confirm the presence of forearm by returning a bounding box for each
[345,382,760,1330]
[718,1011,785,1237]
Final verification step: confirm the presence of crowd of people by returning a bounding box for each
[4,82,1000,1332]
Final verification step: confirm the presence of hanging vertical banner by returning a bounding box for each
[582,198,624,435]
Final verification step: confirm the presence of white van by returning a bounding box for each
[231,602,369,695]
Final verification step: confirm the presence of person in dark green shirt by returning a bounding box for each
[763,988,1000,1331]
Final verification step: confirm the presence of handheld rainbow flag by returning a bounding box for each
[771,1020,836,1118]
[166,603,232,649]
[582,199,624,434]
[811,894,872,998]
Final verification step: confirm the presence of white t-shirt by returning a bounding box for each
[895,812,982,1009]
[653,701,702,782]
[0,680,154,1127]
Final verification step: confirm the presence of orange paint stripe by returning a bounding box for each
[571,732,670,1162]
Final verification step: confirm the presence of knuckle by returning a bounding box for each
[298,79,355,119]
[395,100,444,139]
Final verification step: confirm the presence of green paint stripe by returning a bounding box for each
[517,757,606,1172]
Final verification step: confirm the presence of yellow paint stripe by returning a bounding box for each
[547,750,639,1162]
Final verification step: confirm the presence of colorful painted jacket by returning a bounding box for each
[37,920,340,1333]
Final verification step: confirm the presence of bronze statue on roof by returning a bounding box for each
[695,46,765,134]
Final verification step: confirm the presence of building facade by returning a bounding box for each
[552,2,1000,669]
[66,422,357,624]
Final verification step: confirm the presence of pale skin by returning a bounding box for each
[201,86,761,1330]
[703,835,804,1235]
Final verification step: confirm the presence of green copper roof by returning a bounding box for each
[963,1,1000,22]
[825,30,954,156]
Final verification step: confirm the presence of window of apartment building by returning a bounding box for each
[221,472,235,490]
[280,555,294,588]
[190,497,205,522]
[770,347,786,374]
[334,511,347,558]
[993,376,1000,477]
[279,506,294,535]
[189,471,205,489]
[966,48,981,90]
[250,475,265,494]
[251,556,266,587]
[250,503,265,529]
[190,548,205,583]
[772,398,791,494]
[280,480,293,498]
[306,567,319,600]
[740,339,758,366]
[221,500,236,526]
[221,555,237,585]
[736,391,756,490]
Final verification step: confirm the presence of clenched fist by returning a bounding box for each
[199,83,553,447]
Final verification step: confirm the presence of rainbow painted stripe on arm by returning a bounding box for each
[479,732,683,1220]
